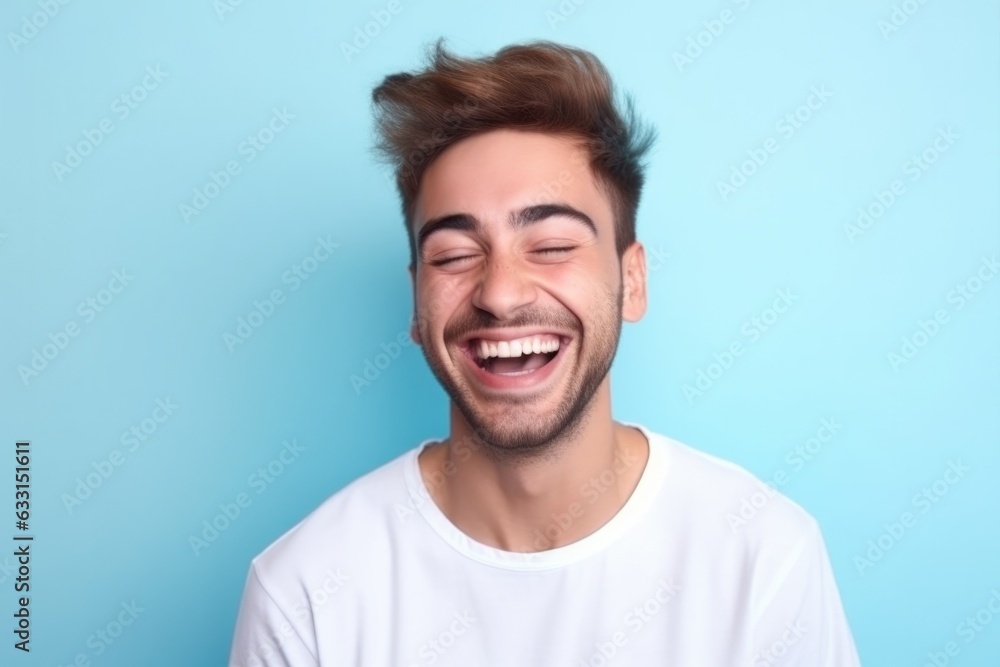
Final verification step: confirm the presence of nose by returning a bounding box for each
[471,254,537,320]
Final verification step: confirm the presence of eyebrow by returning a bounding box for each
[416,203,598,258]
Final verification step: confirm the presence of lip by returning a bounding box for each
[456,332,572,392]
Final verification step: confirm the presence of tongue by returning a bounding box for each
[489,353,551,375]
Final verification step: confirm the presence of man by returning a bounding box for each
[229,40,862,666]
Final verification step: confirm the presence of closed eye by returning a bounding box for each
[428,246,576,267]
[428,255,477,267]
[534,246,576,256]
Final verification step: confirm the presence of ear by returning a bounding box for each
[408,262,423,345]
[621,241,647,323]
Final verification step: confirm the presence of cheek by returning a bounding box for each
[417,276,470,323]
[536,261,611,303]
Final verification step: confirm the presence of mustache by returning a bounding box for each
[443,308,580,342]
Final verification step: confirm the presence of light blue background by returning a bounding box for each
[1,0,998,665]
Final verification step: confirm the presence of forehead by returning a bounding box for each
[413,128,612,229]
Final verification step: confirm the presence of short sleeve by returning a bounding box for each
[749,519,862,666]
[229,563,319,667]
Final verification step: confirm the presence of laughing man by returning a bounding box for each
[229,40,862,666]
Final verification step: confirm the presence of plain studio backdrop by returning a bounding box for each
[1,0,998,665]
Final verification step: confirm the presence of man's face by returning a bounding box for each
[410,128,646,456]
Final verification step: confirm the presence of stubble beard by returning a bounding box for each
[417,284,623,465]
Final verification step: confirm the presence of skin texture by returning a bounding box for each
[409,128,651,553]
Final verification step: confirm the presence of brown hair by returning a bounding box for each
[371,39,656,267]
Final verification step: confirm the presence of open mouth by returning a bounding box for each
[463,334,564,377]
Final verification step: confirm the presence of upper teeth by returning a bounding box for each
[475,336,561,359]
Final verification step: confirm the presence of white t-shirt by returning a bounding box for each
[229,424,862,666]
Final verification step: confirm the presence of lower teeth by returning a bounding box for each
[479,351,557,376]
[495,368,537,377]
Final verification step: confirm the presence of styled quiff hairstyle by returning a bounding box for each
[371,39,656,267]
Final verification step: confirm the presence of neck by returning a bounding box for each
[417,381,649,553]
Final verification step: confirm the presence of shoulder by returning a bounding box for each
[642,426,821,553]
[248,442,424,596]
[639,427,837,617]
[637,430,860,663]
